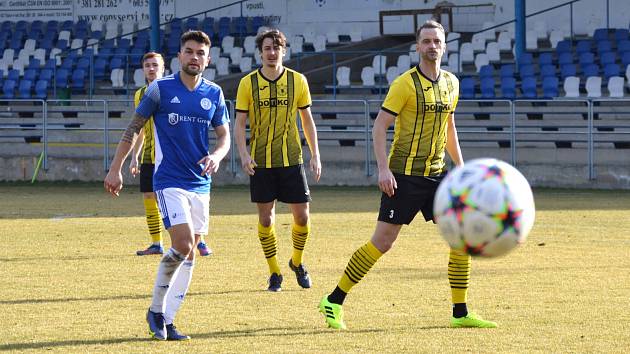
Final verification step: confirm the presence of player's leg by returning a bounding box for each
[287,202,311,288]
[137,164,163,256]
[257,201,282,291]
[448,249,497,328]
[163,190,209,340]
[319,221,401,329]
[147,188,195,340]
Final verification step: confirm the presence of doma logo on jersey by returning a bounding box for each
[423,103,452,112]
[258,98,289,107]
[168,113,211,127]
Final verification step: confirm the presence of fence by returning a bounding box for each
[1,98,629,182]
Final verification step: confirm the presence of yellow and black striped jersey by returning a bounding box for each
[236,67,312,168]
[381,66,459,177]
[134,85,155,164]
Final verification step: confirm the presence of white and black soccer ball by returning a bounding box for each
[433,158,535,258]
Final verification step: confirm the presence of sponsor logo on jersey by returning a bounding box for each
[423,103,452,112]
[258,98,289,107]
[259,85,268,90]
[200,97,212,110]
[168,113,211,127]
[170,96,181,104]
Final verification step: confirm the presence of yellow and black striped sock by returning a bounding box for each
[291,222,310,267]
[336,241,382,297]
[143,198,162,245]
[448,249,471,317]
[258,223,281,275]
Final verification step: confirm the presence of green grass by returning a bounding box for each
[0,184,629,353]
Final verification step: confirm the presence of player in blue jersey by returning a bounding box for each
[104,30,230,341]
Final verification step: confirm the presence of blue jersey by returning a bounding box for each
[136,72,229,193]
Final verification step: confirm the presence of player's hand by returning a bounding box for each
[239,154,257,176]
[104,170,123,197]
[378,167,397,197]
[310,155,321,182]
[129,157,139,177]
[198,154,221,176]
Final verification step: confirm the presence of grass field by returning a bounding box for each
[0,183,629,353]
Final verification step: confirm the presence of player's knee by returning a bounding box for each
[293,214,309,226]
[259,217,273,227]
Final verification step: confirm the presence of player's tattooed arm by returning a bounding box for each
[121,113,149,144]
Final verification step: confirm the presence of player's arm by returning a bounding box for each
[372,109,397,197]
[299,107,321,182]
[234,111,256,176]
[129,127,145,177]
[104,113,149,196]
[445,112,464,166]
[199,123,231,176]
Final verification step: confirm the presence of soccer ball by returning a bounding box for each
[433,158,535,257]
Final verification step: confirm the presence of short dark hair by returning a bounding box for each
[255,29,287,51]
[416,20,446,41]
[180,30,211,48]
[142,52,164,65]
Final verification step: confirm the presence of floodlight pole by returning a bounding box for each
[150,0,160,52]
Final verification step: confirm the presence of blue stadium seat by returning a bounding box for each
[517,52,533,69]
[218,16,231,40]
[499,64,515,78]
[201,17,215,34]
[251,16,264,34]
[76,57,90,71]
[603,63,620,80]
[31,20,44,32]
[45,20,59,32]
[56,39,68,51]
[130,47,144,67]
[593,28,609,41]
[622,52,630,68]
[2,79,16,98]
[118,38,131,50]
[109,57,124,70]
[94,58,108,79]
[39,68,53,82]
[460,77,476,99]
[60,57,75,70]
[71,69,86,90]
[575,40,593,54]
[34,79,49,99]
[600,52,616,66]
[596,41,612,55]
[542,76,559,98]
[500,77,516,99]
[60,20,73,32]
[538,52,553,66]
[28,58,41,70]
[90,30,104,41]
[184,17,199,31]
[479,65,494,79]
[43,59,56,70]
[578,52,595,66]
[17,79,33,98]
[618,40,630,55]
[614,28,629,42]
[540,64,556,79]
[233,16,247,36]
[55,68,69,88]
[23,69,37,82]
[560,63,577,79]
[170,18,183,32]
[15,21,28,32]
[582,64,600,78]
[480,77,495,98]
[7,69,19,82]
[519,64,535,79]
[521,77,537,98]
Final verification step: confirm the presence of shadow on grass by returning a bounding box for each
[0,326,391,351]
[0,289,262,305]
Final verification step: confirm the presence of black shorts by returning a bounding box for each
[139,163,155,193]
[250,164,311,203]
[377,173,446,225]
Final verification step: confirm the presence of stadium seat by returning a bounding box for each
[497,31,512,52]
[521,77,537,98]
[71,69,86,90]
[603,63,620,80]
[555,40,572,55]
[563,76,580,97]
[133,68,145,88]
[17,79,33,98]
[471,33,486,52]
[614,28,629,42]
[474,53,489,72]
[517,52,533,68]
[371,55,387,76]
[7,69,19,82]
[607,76,624,98]
[582,64,600,78]
[486,42,500,62]
[585,76,602,97]
[549,29,565,48]
[446,32,460,53]
[525,30,538,50]
[447,53,460,72]
[396,54,410,73]
[479,65,494,79]
[239,56,253,72]
[600,52,616,66]
[216,57,230,76]
[243,36,256,56]
[499,64,515,78]
[592,28,609,41]
[500,77,516,98]
[519,64,535,80]
[575,40,593,54]
[251,16,265,34]
[538,53,553,67]
[596,41,612,56]
[170,57,180,74]
[542,76,559,98]
[460,77,475,99]
[460,43,474,65]
[349,25,362,42]
[202,68,216,81]
[360,66,375,86]
[326,28,339,45]
[2,79,16,98]
[336,66,351,86]
[290,35,304,54]
[480,77,495,98]
[94,58,108,80]
[229,46,243,64]
[540,64,556,79]
[313,35,327,52]
[34,79,49,99]
[560,63,577,79]
[578,52,595,67]
[623,52,630,68]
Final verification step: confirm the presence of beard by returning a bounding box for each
[182,64,202,76]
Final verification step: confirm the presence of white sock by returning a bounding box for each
[164,259,195,325]
[149,248,185,313]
